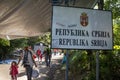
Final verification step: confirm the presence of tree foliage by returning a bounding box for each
[10,38,28,49]
[105,0,120,45]
[37,33,51,46]
[0,38,10,46]
[27,36,39,47]
[113,23,120,45]
[104,0,120,19]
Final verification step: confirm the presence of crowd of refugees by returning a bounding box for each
[36,46,52,67]
[8,44,65,80]
[9,45,52,80]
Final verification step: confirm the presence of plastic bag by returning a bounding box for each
[32,69,39,78]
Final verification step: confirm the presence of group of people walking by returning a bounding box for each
[9,46,51,80]
[36,46,51,67]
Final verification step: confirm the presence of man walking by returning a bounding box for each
[18,46,37,80]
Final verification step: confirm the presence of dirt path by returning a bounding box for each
[0,54,63,80]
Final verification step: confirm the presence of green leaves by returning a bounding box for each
[0,38,10,46]
[104,0,120,19]
[113,23,120,45]
[38,33,51,46]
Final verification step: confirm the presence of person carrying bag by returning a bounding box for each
[18,46,37,80]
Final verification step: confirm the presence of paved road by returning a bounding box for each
[0,53,63,80]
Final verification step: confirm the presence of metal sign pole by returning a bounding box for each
[65,50,69,80]
[96,51,99,80]
[96,0,104,80]
[65,1,69,79]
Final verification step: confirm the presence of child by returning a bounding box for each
[36,49,42,62]
[9,61,18,80]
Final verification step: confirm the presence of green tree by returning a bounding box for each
[10,38,28,49]
[27,36,39,47]
[37,33,51,46]
[0,38,10,60]
[104,0,120,45]
[0,38,10,46]
[0,38,29,60]
[104,0,120,19]
[113,23,120,45]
